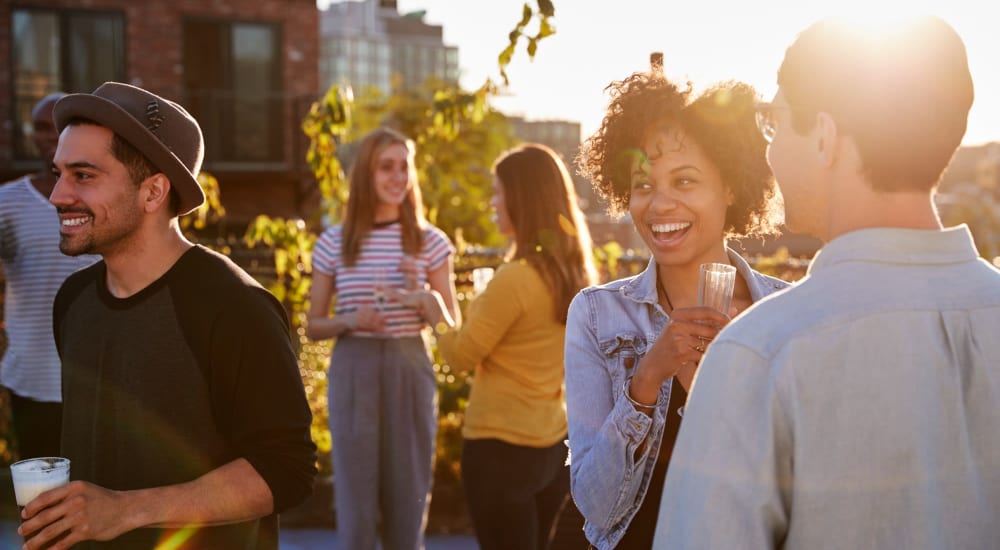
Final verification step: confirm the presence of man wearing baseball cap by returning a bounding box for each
[20,82,317,549]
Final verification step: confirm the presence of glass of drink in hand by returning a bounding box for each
[698,263,736,314]
[11,457,70,545]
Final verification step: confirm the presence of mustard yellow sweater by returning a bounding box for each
[437,260,567,447]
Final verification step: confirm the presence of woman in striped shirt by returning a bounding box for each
[307,127,460,550]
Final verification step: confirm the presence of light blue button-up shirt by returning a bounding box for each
[655,225,1000,549]
[564,248,788,549]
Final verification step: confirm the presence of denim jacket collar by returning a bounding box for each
[619,256,660,306]
[619,246,781,307]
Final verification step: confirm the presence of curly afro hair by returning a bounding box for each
[576,69,783,239]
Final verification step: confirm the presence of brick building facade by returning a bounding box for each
[1,0,321,228]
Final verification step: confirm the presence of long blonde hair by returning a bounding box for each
[493,143,597,323]
[342,127,424,266]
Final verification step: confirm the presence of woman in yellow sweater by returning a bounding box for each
[400,143,596,549]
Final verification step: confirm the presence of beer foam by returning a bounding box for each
[10,458,70,506]
[16,461,52,473]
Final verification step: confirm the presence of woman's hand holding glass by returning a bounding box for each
[627,306,731,414]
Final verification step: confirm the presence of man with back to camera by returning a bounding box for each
[18,82,317,549]
[0,93,97,460]
[653,16,1000,549]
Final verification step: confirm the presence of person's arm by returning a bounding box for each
[427,253,461,328]
[20,459,271,547]
[420,227,460,328]
[652,340,792,549]
[305,271,384,339]
[434,263,523,372]
[564,291,665,532]
[212,287,317,514]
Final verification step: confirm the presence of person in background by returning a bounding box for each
[564,60,787,549]
[0,92,97,459]
[654,16,1000,549]
[396,143,596,549]
[24,82,317,548]
[307,127,460,550]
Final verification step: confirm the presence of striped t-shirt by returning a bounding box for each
[0,177,98,401]
[312,221,454,338]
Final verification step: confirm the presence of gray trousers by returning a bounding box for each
[328,335,438,550]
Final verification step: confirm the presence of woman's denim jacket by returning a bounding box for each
[564,249,789,549]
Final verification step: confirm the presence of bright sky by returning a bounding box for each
[323,0,998,146]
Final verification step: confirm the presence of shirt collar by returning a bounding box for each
[808,224,979,276]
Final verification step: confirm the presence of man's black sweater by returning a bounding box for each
[53,246,316,549]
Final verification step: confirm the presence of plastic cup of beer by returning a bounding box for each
[11,456,70,543]
[12,457,70,507]
[698,263,736,314]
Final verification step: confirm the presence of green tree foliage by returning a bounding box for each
[180,172,226,232]
[497,1,556,87]
[301,84,354,226]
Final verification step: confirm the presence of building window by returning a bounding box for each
[183,19,283,163]
[11,8,125,160]
[445,47,459,83]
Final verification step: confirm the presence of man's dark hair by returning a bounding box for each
[67,117,182,213]
[777,16,974,192]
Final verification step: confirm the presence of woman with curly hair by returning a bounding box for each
[564,61,788,549]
